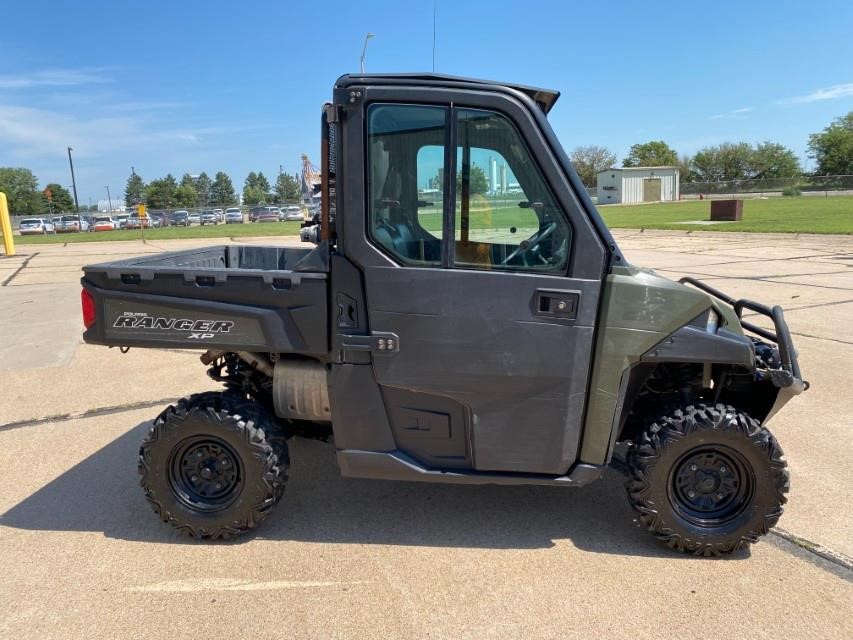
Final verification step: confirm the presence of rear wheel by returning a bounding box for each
[626,403,788,555]
[138,392,288,539]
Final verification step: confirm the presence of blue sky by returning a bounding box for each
[1,0,851,204]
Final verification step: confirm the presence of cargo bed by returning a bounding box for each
[81,245,328,355]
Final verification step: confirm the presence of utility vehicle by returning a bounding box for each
[81,73,806,554]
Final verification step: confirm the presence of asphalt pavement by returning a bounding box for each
[0,231,850,639]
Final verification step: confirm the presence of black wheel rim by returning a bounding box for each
[168,436,243,512]
[668,446,754,527]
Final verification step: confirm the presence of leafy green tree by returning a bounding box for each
[808,112,853,175]
[175,174,198,207]
[243,172,271,204]
[750,142,801,179]
[623,141,678,167]
[211,171,237,205]
[195,172,212,206]
[124,171,146,206]
[569,145,617,187]
[144,174,178,209]
[41,183,75,214]
[275,172,301,202]
[692,142,754,181]
[692,142,801,181]
[242,185,266,205]
[677,153,693,182]
[456,165,489,195]
[0,167,42,215]
[255,172,271,195]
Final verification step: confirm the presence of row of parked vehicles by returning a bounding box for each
[18,213,165,234]
[18,205,308,234]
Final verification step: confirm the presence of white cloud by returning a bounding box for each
[0,67,112,89]
[0,103,213,159]
[710,107,753,120]
[781,83,853,104]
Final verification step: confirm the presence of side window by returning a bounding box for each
[454,108,571,272]
[367,104,446,266]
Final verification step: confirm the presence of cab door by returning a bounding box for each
[342,87,607,475]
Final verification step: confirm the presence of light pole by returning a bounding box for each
[105,186,113,213]
[360,33,375,74]
[67,146,80,213]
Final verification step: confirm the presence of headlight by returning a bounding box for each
[706,310,720,334]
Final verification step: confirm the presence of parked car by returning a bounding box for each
[125,214,155,229]
[18,217,55,235]
[92,216,116,232]
[113,214,130,229]
[248,206,264,222]
[171,211,191,227]
[189,212,201,225]
[224,208,243,224]
[283,205,304,221]
[58,215,89,232]
[255,207,281,223]
[200,209,219,225]
[213,208,224,222]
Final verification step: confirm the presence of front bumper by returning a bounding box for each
[679,277,807,396]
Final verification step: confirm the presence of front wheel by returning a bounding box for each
[138,392,288,539]
[626,403,788,555]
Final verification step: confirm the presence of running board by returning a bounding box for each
[336,449,605,487]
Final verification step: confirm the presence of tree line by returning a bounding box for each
[0,168,80,216]
[125,169,302,210]
[569,110,853,187]
[0,167,303,216]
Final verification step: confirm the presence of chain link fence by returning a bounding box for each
[679,175,853,199]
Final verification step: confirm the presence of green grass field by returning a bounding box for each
[598,196,853,234]
[13,221,302,244]
[9,196,852,245]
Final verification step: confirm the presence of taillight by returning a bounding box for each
[81,289,96,329]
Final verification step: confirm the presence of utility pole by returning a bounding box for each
[67,146,80,212]
[105,186,113,213]
[360,33,375,73]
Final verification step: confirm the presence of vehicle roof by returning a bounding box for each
[336,73,560,114]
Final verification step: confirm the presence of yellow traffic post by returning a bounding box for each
[137,203,147,240]
[0,192,16,257]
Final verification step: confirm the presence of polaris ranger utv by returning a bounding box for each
[81,74,806,554]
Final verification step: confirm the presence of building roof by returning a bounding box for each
[598,166,679,174]
[336,73,560,113]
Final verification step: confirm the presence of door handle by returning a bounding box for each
[534,290,580,320]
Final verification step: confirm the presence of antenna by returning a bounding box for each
[360,32,375,74]
[432,1,437,72]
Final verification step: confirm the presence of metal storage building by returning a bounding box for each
[596,166,680,204]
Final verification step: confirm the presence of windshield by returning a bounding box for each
[21,219,42,224]
[95,217,111,222]
[61,216,80,221]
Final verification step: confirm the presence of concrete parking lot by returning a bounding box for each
[1,231,851,639]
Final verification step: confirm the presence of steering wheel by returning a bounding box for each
[501,222,557,266]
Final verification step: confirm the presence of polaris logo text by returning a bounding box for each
[113,313,234,335]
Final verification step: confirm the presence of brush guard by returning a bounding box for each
[679,277,808,393]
